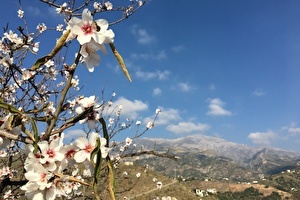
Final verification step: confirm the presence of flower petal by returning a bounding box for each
[75,137,88,149]
[74,150,87,163]
[77,34,92,45]
[82,9,93,24]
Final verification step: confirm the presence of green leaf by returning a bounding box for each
[0,100,23,114]
[91,137,102,200]
[0,99,37,145]
[31,55,51,71]
[31,29,70,71]
[109,43,132,82]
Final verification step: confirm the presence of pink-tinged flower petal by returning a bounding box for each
[25,171,41,182]
[103,29,115,43]
[95,19,109,30]
[85,52,100,72]
[80,45,89,58]
[75,137,88,149]
[70,24,83,35]
[74,150,87,163]
[49,139,62,149]
[38,141,49,153]
[21,181,40,193]
[90,132,100,146]
[100,137,107,147]
[46,186,57,200]
[68,17,82,28]
[92,34,106,45]
[78,95,96,108]
[61,144,78,159]
[80,40,103,72]
[67,9,115,72]
[75,106,84,114]
[98,44,108,54]
[44,161,57,172]
[77,34,92,45]
[55,151,64,161]
[82,9,93,24]
[32,191,44,200]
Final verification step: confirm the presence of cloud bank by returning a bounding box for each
[207,98,232,116]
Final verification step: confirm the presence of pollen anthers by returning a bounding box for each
[81,24,95,35]
[81,21,101,36]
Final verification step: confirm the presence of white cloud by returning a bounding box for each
[281,123,300,136]
[171,45,185,53]
[288,127,300,134]
[26,6,43,17]
[137,29,154,44]
[130,51,167,60]
[135,70,170,81]
[48,7,60,18]
[166,122,210,134]
[143,107,181,126]
[252,88,266,96]
[111,97,148,119]
[157,70,170,80]
[135,70,155,80]
[177,82,194,92]
[157,51,167,60]
[64,129,86,140]
[248,131,276,145]
[153,88,162,96]
[131,25,155,45]
[207,98,232,116]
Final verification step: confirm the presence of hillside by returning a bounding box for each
[134,134,300,181]
[113,164,300,199]
[101,163,300,200]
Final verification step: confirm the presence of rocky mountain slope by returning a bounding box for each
[133,134,300,180]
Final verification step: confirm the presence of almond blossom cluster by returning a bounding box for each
[66,93,137,133]
[68,8,115,72]
[0,166,16,181]
[21,132,109,199]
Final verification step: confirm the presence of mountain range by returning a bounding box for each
[133,134,300,181]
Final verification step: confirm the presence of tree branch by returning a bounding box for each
[0,129,33,144]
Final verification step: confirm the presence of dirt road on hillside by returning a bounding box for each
[128,179,178,199]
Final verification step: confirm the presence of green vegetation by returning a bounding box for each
[217,187,281,200]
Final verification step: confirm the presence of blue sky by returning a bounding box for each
[2,0,300,152]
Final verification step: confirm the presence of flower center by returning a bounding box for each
[85,144,94,153]
[47,149,56,158]
[65,149,76,158]
[35,153,42,158]
[81,24,94,35]
[40,173,47,182]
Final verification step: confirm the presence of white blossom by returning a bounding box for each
[68,8,114,45]
[37,23,47,33]
[56,24,64,32]
[17,9,24,18]
[93,2,102,11]
[146,121,154,129]
[104,1,113,10]
[32,42,39,53]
